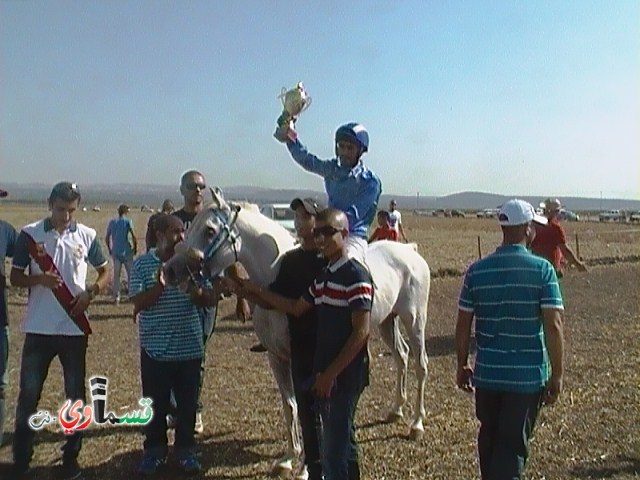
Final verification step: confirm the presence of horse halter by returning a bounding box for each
[190,205,241,285]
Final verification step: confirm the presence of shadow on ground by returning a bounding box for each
[570,455,640,478]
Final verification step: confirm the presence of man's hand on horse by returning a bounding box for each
[235,278,261,296]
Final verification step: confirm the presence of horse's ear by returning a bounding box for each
[210,187,227,209]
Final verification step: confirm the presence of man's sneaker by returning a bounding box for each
[60,457,82,480]
[177,453,202,475]
[137,455,166,476]
[194,412,204,435]
[166,413,177,429]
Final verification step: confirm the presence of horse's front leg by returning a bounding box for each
[266,350,304,478]
[253,306,304,477]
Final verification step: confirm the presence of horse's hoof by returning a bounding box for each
[409,427,424,441]
[385,411,404,423]
[270,458,293,478]
[293,464,309,480]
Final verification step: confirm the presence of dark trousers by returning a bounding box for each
[13,334,88,467]
[475,388,544,480]
[169,308,216,415]
[140,349,201,458]
[320,386,363,480]
[291,348,322,480]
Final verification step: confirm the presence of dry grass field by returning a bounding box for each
[0,203,638,479]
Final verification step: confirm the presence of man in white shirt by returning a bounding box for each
[388,200,408,242]
[9,182,109,480]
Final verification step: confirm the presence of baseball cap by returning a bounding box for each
[498,199,548,226]
[290,197,324,216]
[542,198,562,212]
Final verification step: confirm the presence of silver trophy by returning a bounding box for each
[274,82,312,142]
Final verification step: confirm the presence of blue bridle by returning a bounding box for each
[187,205,241,287]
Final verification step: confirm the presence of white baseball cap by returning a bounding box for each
[498,199,548,226]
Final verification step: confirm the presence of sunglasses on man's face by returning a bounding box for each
[312,226,342,238]
[185,182,206,191]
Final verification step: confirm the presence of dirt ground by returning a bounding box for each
[0,206,638,478]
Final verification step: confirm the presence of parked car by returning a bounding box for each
[599,209,626,222]
[259,203,296,233]
[630,211,640,223]
[451,209,466,218]
[476,208,499,219]
[558,208,580,222]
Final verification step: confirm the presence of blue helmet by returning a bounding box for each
[335,123,369,153]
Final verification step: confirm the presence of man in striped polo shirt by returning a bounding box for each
[455,199,565,480]
[236,208,372,480]
[130,214,221,476]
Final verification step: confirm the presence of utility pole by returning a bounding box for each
[600,191,603,211]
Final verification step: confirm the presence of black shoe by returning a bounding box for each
[249,343,267,353]
[60,457,82,480]
[7,463,30,480]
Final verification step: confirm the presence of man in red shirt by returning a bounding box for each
[531,198,587,276]
[368,210,399,242]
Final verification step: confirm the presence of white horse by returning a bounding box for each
[164,189,431,477]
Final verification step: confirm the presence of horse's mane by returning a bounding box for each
[229,200,260,213]
[196,200,296,259]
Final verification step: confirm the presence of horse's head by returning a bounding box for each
[164,187,242,287]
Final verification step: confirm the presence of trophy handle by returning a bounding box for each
[299,96,312,113]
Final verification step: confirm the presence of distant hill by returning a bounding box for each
[432,191,640,212]
[0,183,638,212]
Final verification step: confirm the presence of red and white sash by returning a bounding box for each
[23,231,92,335]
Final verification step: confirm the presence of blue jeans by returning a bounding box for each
[13,334,88,467]
[319,386,363,480]
[0,325,8,446]
[140,349,201,458]
[112,256,133,300]
[475,388,544,480]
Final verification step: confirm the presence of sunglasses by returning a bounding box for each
[185,182,206,191]
[312,226,343,238]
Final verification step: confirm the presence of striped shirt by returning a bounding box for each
[458,244,563,393]
[303,255,373,392]
[129,250,203,361]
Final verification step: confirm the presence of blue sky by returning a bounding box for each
[1,0,638,199]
